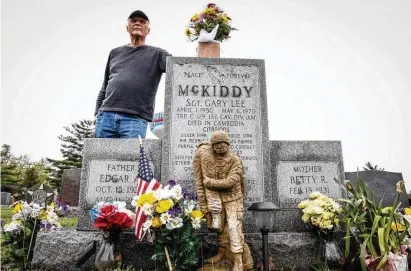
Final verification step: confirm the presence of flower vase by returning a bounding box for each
[314,229,343,267]
[95,230,123,271]
[198,42,220,58]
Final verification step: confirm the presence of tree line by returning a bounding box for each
[1,120,93,199]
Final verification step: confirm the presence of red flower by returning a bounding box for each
[109,212,133,228]
[99,205,117,218]
[93,216,112,231]
[207,3,216,7]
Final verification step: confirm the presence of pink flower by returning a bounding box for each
[207,3,216,7]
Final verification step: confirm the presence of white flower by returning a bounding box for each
[3,221,21,232]
[191,217,202,229]
[12,213,23,221]
[183,200,196,216]
[142,219,153,231]
[166,217,183,230]
[131,196,139,207]
[171,185,183,201]
[160,213,171,224]
[115,201,127,211]
[142,203,153,217]
[154,187,172,201]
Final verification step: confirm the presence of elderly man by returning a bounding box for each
[193,131,253,271]
[94,10,171,138]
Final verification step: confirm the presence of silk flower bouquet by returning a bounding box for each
[133,180,204,270]
[185,3,237,43]
[90,201,135,231]
[89,201,135,271]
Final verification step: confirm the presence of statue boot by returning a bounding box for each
[232,253,243,271]
[206,247,225,264]
[242,243,254,270]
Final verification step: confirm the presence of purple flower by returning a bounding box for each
[167,180,177,187]
[0,219,5,227]
[182,188,198,201]
[169,207,182,217]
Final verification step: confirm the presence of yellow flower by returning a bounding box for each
[381,207,392,214]
[13,203,23,213]
[334,218,340,226]
[156,199,173,213]
[201,7,216,15]
[302,213,311,223]
[38,211,48,220]
[322,212,334,220]
[191,210,204,219]
[309,192,322,199]
[404,208,411,215]
[298,200,309,209]
[152,217,162,228]
[191,14,199,22]
[185,28,191,37]
[137,192,157,207]
[392,222,406,232]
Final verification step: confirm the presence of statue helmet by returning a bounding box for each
[210,130,230,145]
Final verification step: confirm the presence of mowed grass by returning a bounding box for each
[1,207,78,227]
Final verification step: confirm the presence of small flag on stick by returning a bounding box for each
[135,135,161,240]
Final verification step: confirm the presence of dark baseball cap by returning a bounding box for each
[128,10,149,22]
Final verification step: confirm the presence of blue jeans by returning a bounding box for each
[94,111,148,138]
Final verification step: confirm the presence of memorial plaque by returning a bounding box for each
[162,57,271,209]
[86,160,156,206]
[277,161,340,208]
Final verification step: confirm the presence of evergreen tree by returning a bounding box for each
[47,119,94,188]
[1,144,19,190]
[363,161,384,171]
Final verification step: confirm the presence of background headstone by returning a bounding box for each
[60,168,81,206]
[345,171,409,208]
[270,141,346,232]
[1,192,11,205]
[77,138,162,231]
[161,57,271,231]
[25,184,54,206]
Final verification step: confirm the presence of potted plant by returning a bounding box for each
[341,178,409,271]
[185,3,237,57]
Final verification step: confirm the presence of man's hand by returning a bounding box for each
[93,117,96,125]
[203,176,211,188]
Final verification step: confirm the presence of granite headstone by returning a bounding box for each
[161,57,271,231]
[60,168,81,206]
[345,170,409,208]
[1,192,11,205]
[270,141,345,232]
[77,138,162,231]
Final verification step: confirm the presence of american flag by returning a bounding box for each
[135,138,161,240]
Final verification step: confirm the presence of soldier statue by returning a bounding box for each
[193,130,253,271]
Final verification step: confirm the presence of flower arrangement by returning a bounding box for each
[0,200,68,268]
[132,180,204,270]
[185,3,237,42]
[298,191,342,233]
[341,179,409,270]
[89,201,135,231]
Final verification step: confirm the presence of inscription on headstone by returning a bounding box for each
[277,161,340,208]
[163,58,270,208]
[86,160,142,206]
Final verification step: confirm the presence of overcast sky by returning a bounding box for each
[1,0,410,189]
